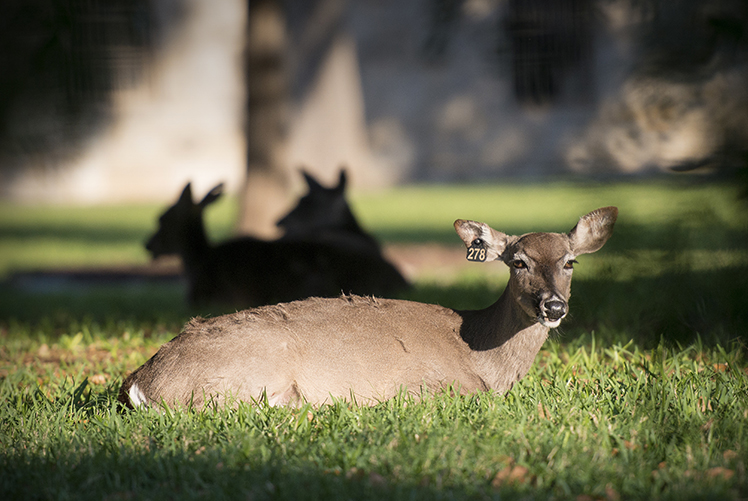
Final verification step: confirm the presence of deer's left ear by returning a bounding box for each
[454,219,512,261]
[568,207,618,255]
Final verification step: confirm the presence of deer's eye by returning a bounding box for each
[513,259,527,269]
[564,260,578,270]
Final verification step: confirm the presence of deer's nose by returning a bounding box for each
[542,299,567,321]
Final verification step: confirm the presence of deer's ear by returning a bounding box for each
[302,170,325,192]
[177,183,194,205]
[568,206,618,255]
[336,168,347,192]
[199,184,224,208]
[454,219,510,261]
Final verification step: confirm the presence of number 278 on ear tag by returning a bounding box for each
[466,240,487,262]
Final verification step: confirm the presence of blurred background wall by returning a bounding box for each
[1,0,746,212]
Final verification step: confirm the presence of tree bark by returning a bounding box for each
[238,0,291,237]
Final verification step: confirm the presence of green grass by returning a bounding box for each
[1,179,748,499]
[0,194,237,276]
[354,178,747,243]
[2,337,746,500]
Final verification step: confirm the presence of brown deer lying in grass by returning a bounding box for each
[121,207,617,408]
[145,181,408,308]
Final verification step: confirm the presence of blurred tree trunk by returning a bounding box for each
[238,0,291,237]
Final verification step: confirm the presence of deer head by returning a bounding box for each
[276,169,353,236]
[145,183,223,259]
[454,206,618,328]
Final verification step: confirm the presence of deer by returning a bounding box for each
[276,168,408,288]
[120,207,617,409]
[277,169,383,256]
[145,182,408,308]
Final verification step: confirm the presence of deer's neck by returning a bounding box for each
[458,289,549,394]
[180,219,212,271]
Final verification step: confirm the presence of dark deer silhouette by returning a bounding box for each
[277,168,408,289]
[121,207,617,409]
[277,169,382,256]
[145,182,408,308]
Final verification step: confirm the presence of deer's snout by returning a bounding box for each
[145,235,163,258]
[539,297,567,327]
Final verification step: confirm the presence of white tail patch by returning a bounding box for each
[127,383,148,407]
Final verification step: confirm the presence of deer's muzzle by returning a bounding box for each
[539,296,567,328]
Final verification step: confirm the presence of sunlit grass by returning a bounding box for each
[353,179,746,239]
[0,194,237,276]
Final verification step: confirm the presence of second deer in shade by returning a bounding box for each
[145,180,408,308]
[277,169,382,256]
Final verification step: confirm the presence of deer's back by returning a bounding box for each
[196,239,407,307]
[122,295,486,407]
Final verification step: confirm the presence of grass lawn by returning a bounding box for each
[1,178,747,499]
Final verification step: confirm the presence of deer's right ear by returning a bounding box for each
[199,184,224,208]
[454,220,509,261]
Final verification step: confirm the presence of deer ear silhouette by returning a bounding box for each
[302,170,325,192]
[178,183,193,205]
[336,169,347,192]
[199,184,224,208]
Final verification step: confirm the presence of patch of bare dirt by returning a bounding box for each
[384,243,472,280]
